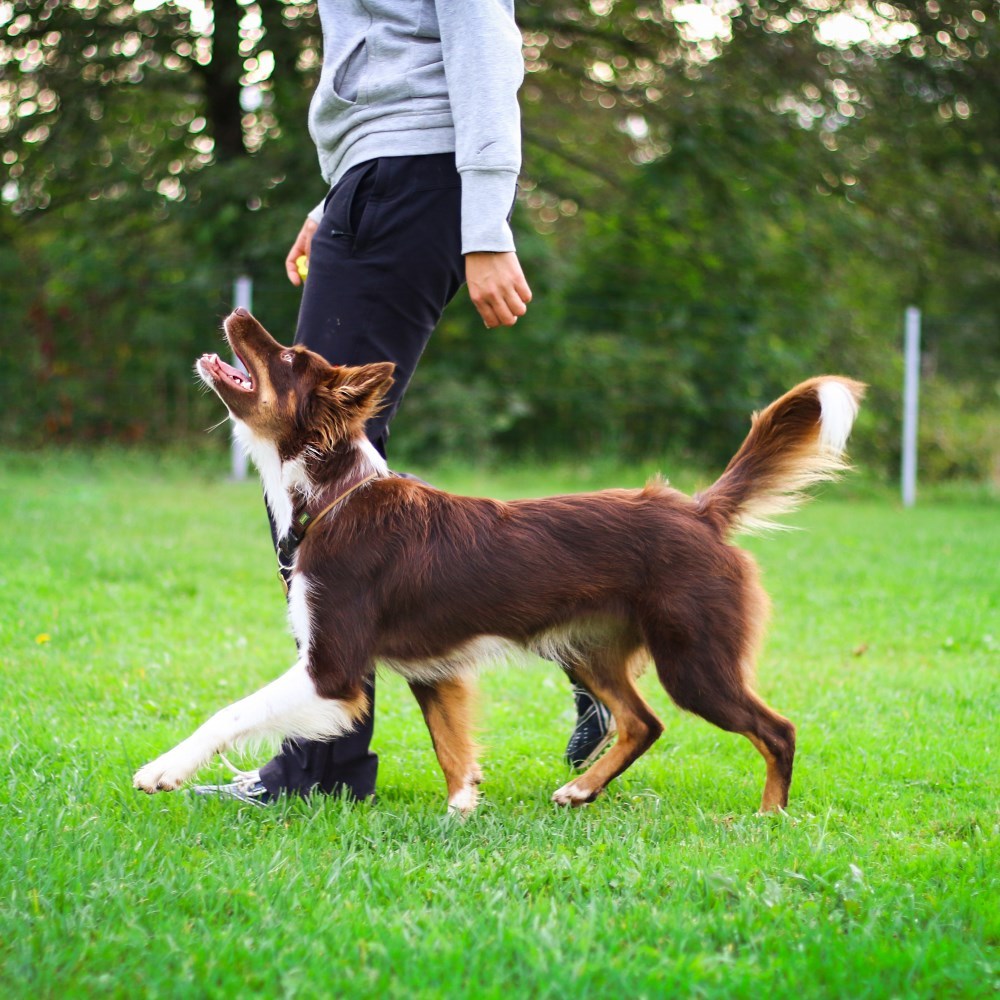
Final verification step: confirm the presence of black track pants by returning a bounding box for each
[259,153,466,800]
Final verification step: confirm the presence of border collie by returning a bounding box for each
[134,308,863,814]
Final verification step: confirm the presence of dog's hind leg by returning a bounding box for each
[408,676,482,815]
[551,644,663,807]
[646,629,796,813]
[741,703,796,813]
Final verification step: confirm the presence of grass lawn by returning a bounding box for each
[1,450,997,998]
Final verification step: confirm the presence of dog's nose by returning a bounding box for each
[233,306,250,318]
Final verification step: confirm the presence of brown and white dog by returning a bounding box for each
[134,308,864,814]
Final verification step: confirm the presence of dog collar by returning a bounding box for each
[276,472,378,593]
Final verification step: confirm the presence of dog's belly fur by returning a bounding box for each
[381,635,517,683]
[378,615,644,684]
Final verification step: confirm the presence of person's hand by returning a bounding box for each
[285,217,319,286]
[466,251,532,328]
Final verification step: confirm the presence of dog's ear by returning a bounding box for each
[314,362,395,414]
[305,362,396,450]
[337,362,396,414]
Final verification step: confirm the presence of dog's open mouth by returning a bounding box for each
[200,353,254,392]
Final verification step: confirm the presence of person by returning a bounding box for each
[194,0,614,806]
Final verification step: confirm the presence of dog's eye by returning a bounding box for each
[281,352,295,364]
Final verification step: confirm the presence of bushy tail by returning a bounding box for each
[695,376,865,535]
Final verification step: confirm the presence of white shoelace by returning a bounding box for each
[218,753,262,790]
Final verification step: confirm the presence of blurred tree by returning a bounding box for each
[1,0,996,479]
[0,0,322,440]
[405,0,999,471]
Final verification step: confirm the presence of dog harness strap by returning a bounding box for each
[275,472,379,595]
[298,472,378,538]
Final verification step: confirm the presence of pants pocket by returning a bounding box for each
[323,160,379,246]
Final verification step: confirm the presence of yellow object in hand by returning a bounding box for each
[295,255,309,280]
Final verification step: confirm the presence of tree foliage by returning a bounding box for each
[1,0,997,479]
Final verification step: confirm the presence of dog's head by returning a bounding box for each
[197,308,394,455]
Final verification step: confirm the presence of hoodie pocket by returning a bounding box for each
[332,37,367,104]
[414,0,439,38]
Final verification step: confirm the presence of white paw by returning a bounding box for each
[552,780,596,807]
[447,783,479,816]
[133,747,200,794]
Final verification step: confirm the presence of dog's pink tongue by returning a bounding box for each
[202,353,246,381]
[215,356,246,381]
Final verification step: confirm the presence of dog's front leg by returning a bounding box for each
[408,677,482,815]
[133,658,365,793]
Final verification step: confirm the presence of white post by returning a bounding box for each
[230,275,252,482]
[901,305,921,508]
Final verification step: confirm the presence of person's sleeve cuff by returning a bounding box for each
[460,170,518,254]
[307,199,325,225]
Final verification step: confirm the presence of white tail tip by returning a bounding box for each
[818,379,860,454]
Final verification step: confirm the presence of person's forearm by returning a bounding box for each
[436,0,524,253]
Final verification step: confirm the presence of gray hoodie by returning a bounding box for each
[306,0,524,254]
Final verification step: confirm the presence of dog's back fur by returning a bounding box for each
[134,309,863,815]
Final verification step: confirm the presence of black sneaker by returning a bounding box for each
[191,766,271,807]
[565,683,617,769]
